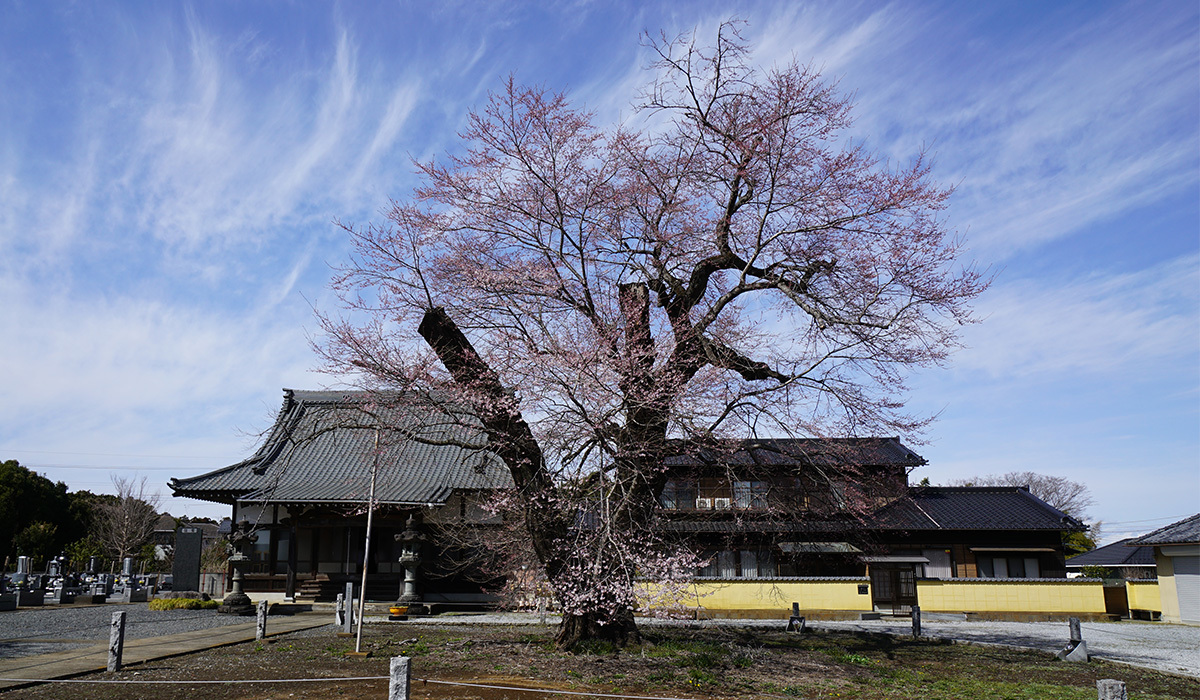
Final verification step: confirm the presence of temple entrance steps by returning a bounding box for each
[294,576,401,602]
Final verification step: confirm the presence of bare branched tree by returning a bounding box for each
[948,471,1100,551]
[948,471,1094,517]
[94,475,162,563]
[319,22,986,648]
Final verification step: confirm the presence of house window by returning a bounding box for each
[249,529,272,574]
[733,481,769,509]
[739,549,776,578]
[273,529,291,575]
[660,479,697,510]
[978,555,1041,579]
[697,549,777,578]
[718,550,737,578]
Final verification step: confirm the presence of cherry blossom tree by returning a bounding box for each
[320,22,986,648]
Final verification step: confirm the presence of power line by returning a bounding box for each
[1096,514,1192,526]
[21,463,209,471]
[3,449,221,459]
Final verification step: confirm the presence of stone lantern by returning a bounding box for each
[218,517,257,615]
[395,514,428,615]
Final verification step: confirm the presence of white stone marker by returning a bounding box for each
[107,611,126,672]
[1097,679,1127,700]
[256,599,268,640]
[388,656,411,700]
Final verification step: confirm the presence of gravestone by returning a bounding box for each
[173,526,203,593]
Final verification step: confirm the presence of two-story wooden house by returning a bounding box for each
[656,438,1085,612]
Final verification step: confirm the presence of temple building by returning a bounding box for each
[170,389,512,603]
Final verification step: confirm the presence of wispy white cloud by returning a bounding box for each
[0,10,425,276]
[954,253,1199,378]
[0,280,312,422]
[853,3,1199,259]
[347,82,420,193]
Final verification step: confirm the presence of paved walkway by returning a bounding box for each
[0,611,330,691]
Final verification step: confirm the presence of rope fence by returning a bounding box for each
[0,665,710,700]
[0,676,388,684]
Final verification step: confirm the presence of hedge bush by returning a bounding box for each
[148,597,220,610]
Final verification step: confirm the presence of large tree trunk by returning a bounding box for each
[419,307,646,650]
[556,607,641,650]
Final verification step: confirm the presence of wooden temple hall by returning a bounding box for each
[170,390,513,603]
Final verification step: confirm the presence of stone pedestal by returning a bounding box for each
[16,590,44,607]
[394,514,428,616]
[218,518,258,616]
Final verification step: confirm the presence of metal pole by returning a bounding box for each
[355,429,380,654]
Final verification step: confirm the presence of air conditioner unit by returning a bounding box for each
[695,498,712,510]
[713,498,732,510]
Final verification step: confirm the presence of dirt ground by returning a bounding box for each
[3,622,1197,700]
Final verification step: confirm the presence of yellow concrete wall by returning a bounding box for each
[916,579,1106,614]
[646,578,1109,615]
[1154,552,1181,623]
[643,579,873,614]
[1125,580,1161,613]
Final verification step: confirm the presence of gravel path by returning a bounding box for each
[808,618,1200,679]
[0,604,252,660]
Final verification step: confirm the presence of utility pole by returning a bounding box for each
[354,428,380,655]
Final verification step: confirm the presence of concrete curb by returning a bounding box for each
[0,611,329,691]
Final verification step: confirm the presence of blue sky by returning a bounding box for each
[1,1,1196,541]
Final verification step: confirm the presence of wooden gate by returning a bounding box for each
[870,565,918,613]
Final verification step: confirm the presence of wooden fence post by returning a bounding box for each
[107,611,126,672]
[388,656,411,700]
[912,605,921,637]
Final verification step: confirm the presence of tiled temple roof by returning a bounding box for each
[170,389,512,506]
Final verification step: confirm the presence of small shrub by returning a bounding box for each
[1079,565,1114,579]
[686,668,718,686]
[828,649,874,666]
